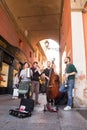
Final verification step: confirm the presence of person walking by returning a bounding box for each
[59,56,77,111]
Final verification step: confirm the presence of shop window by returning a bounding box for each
[0,62,9,87]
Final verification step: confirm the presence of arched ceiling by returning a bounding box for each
[1,0,63,51]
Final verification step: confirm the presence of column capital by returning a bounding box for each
[71,0,87,12]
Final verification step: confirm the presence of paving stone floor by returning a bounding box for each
[0,94,87,130]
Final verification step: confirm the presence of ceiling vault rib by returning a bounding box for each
[18,13,61,19]
[31,29,59,31]
[1,0,63,51]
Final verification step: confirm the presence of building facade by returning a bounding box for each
[0,0,87,108]
[60,0,87,107]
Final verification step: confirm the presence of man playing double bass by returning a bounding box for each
[42,61,52,103]
[42,61,59,112]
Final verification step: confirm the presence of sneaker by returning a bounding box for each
[64,106,71,111]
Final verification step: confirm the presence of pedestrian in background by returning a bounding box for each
[12,73,19,99]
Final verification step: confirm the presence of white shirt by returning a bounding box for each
[20,68,33,81]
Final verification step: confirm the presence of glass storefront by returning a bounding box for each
[0,62,9,87]
[13,69,18,81]
[0,35,27,94]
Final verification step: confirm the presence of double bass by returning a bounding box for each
[46,63,61,102]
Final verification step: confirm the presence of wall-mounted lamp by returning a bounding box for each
[44,40,50,49]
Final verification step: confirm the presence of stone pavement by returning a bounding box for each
[0,94,87,130]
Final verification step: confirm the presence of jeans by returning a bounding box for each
[59,79,75,107]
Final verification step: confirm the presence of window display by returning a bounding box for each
[0,62,9,87]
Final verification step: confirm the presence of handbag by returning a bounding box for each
[13,88,19,97]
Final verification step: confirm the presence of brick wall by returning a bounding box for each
[60,0,72,59]
[0,5,33,63]
[83,3,87,79]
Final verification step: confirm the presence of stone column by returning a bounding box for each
[71,11,87,107]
